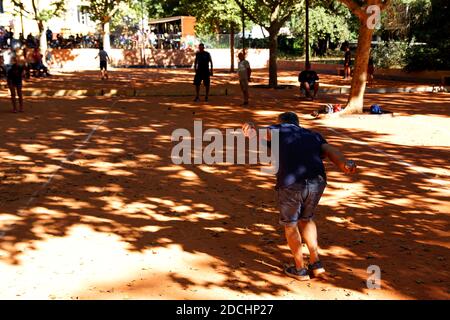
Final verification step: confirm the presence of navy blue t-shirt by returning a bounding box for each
[268,123,327,188]
[195,51,212,73]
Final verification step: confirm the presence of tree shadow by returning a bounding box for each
[0,71,449,299]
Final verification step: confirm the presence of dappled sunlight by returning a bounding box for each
[29,206,66,218]
[87,161,135,176]
[20,144,65,157]
[253,110,283,117]
[316,246,360,259]
[0,69,448,299]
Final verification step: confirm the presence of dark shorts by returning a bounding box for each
[301,81,316,89]
[7,79,22,89]
[100,60,107,70]
[277,175,326,226]
[194,71,210,86]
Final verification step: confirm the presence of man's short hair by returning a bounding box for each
[278,112,299,126]
[199,43,204,47]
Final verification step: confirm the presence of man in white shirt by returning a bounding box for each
[237,52,251,105]
[2,48,15,74]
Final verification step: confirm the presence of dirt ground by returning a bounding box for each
[7,68,432,97]
[0,68,449,300]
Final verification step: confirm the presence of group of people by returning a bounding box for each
[193,46,358,282]
[46,29,99,49]
[2,40,360,282]
[0,29,96,50]
[1,27,103,51]
[2,25,194,52]
[192,43,251,105]
[1,46,50,78]
[190,43,376,107]
[116,29,185,50]
[1,45,52,113]
[93,43,357,281]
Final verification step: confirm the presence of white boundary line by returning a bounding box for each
[22,99,119,209]
[326,127,448,188]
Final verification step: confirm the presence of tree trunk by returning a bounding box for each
[343,18,374,114]
[268,31,278,88]
[230,23,235,72]
[37,21,47,56]
[103,20,111,50]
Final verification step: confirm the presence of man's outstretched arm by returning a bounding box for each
[321,143,356,174]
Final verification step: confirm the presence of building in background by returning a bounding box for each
[0,0,97,37]
[148,16,196,49]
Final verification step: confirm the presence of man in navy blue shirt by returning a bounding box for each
[298,63,319,100]
[193,43,213,102]
[243,112,357,281]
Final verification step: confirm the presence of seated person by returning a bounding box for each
[298,63,319,100]
[30,48,50,77]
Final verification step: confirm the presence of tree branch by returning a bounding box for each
[11,0,31,15]
[379,0,391,11]
[338,0,367,20]
[234,0,269,29]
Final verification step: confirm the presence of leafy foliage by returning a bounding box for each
[289,3,354,51]
[182,0,242,35]
[110,1,142,33]
[234,0,303,30]
[85,0,124,23]
[144,0,189,18]
[404,0,450,70]
[405,44,450,71]
[11,0,65,24]
[371,41,409,68]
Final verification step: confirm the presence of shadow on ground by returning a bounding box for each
[0,72,449,299]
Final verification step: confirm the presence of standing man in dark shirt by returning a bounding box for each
[7,57,25,113]
[344,46,351,79]
[46,27,53,44]
[243,112,357,281]
[298,63,319,100]
[193,43,213,102]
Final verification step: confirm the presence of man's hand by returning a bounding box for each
[343,160,357,174]
[322,144,357,174]
[242,122,256,138]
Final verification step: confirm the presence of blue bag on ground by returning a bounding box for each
[370,104,383,114]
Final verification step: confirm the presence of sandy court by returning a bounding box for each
[0,68,449,299]
[0,67,435,98]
